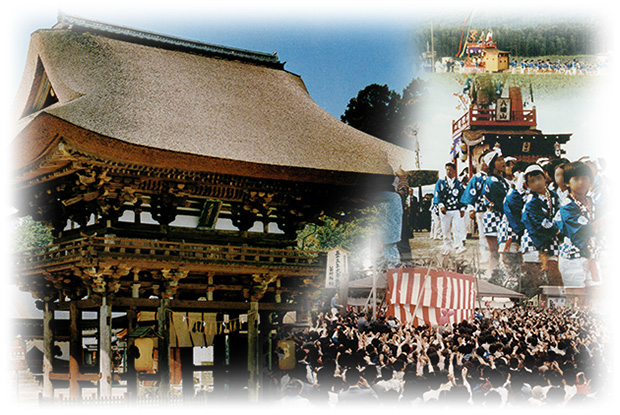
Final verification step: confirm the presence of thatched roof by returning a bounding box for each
[12,15,416,179]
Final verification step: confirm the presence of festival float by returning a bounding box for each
[457,29,511,74]
[451,75,571,176]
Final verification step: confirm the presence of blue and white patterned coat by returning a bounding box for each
[522,190,562,252]
[503,187,527,237]
[433,177,465,211]
[482,175,510,214]
[460,171,488,212]
[554,195,595,259]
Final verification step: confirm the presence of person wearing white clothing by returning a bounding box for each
[461,151,491,262]
[433,162,467,255]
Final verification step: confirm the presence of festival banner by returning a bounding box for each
[325,247,349,289]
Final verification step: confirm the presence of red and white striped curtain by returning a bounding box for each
[386,267,477,327]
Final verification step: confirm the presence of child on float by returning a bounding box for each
[480,149,510,274]
[554,161,604,288]
[521,164,564,289]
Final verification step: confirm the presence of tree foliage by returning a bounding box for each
[11,216,53,251]
[416,21,604,59]
[297,207,382,273]
[340,78,428,148]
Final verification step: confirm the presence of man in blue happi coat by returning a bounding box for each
[461,150,491,261]
[434,162,466,255]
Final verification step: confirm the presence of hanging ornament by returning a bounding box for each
[459,141,468,153]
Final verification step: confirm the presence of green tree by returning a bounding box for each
[297,207,382,273]
[11,216,53,251]
[341,78,428,149]
[415,21,603,58]
[341,84,401,143]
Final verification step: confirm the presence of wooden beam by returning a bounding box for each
[107,297,301,312]
[54,297,102,310]
[119,280,295,293]
[48,372,100,381]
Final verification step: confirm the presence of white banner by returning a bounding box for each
[325,247,349,288]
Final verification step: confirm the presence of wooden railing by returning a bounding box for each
[452,107,537,137]
[15,237,323,271]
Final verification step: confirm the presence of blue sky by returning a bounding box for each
[3,1,616,170]
[6,4,430,120]
[2,2,619,384]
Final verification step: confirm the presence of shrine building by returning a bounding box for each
[11,14,415,403]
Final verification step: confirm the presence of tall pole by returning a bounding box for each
[430,21,435,72]
[372,266,377,320]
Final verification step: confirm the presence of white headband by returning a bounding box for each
[483,150,501,167]
[524,164,544,176]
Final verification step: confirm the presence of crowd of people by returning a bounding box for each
[271,305,608,407]
[432,57,606,75]
[430,147,607,292]
[268,149,609,409]
[511,58,606,75]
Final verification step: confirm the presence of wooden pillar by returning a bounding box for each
[227,312,245,397]
[247,301,259,402]
[99,296,112,398]
[212,312,225,397]
[180,348,194,400]
[127,269,140,399]
[126,307,138,400]
[157,298,170,397]
[258,310,270,401]
[69,301,81,399]
[42,302,54,399]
